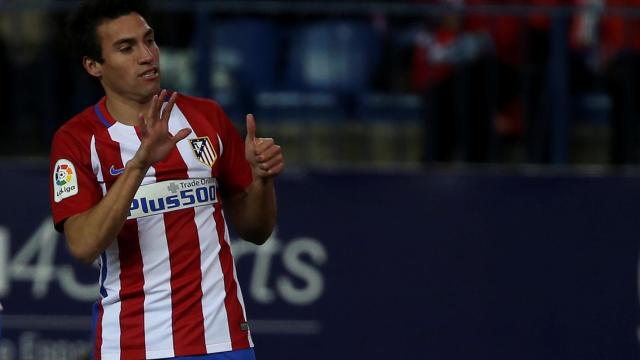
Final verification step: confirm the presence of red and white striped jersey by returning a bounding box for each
[50,94,254,360]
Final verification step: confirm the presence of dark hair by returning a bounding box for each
[66,0,152,62]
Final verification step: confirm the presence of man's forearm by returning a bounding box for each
[62,91,190,263]
[64,163,149,263]
[228,178,277,245]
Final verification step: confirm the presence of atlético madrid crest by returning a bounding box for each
[189,136,217,167]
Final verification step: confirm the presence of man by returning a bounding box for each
[49,1,283,359]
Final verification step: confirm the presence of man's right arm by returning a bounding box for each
[63,162,149,263]
[61,91,190,263]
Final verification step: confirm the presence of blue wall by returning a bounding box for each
[0,163,638,359]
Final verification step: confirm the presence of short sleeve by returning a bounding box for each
[49,128,102,232]
[214,104,253,196]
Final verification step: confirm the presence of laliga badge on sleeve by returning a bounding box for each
[53,159,79,203]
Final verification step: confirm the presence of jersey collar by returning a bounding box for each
[94,97,116,128]
[93,93,175,129]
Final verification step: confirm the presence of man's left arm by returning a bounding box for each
[224,114,284,245]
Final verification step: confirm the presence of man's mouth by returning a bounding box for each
[139,67,159,79]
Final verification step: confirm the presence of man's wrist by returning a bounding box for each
[251,175,274,188]
[126,158,150,173]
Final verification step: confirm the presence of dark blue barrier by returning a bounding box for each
[0,162,638,359]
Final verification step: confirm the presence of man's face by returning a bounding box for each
[93,12,160,103]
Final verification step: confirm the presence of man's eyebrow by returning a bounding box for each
[112,37,135,48]
[112,29,155,48]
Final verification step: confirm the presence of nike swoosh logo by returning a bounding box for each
[109,165,125,176]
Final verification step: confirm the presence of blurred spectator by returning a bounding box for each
[599,0,640,163]
[0,0,55,155]
[521,0,559,163]
[2,0,639,166]
[465,0,526,161]
[412,0,494,162]
[0,17,7,146]
[412,0,584,163]
[569,0,640,164]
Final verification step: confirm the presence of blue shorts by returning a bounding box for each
[165,348,256,360]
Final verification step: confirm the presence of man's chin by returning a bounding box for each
[139,86,162,103]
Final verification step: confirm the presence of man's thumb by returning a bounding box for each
[246,113,256,143]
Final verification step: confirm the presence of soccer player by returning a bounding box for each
[49,1,284,359]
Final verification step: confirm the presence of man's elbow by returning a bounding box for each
[236,226,274,245]
[233,213,276,245]
[241,227,273,246]
[64,227,100,263]
[63,216,103,263]
[67,241,99,264]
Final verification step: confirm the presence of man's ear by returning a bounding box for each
[83,56,103,78]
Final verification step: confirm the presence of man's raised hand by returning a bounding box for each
[129,90,191,170]
[245,114,284,180]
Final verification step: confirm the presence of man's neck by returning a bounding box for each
[104,92,153,126]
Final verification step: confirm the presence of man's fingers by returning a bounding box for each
[243,114,284,178]
[151,90,168,122]
[253,138,275,154]
[255,143,280,162]
[246,114,257,143]
[258,153,284,171]
[253,141,283,177]
[155,89,167,120]
[261,161,284,177]
[144,95,158,126]
[270,162,284,175]
[172,128,192,143]
[161,92,178,123]
[138,116,149,137]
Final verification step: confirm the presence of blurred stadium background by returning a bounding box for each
[1,0,640,359]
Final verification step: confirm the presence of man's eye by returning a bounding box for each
[146,38,155,45]
[119,46,132,53]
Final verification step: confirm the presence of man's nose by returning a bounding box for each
[138,45,154,64]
